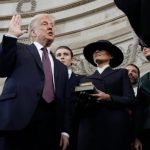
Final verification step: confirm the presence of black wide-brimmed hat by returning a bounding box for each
[83,40,124,68]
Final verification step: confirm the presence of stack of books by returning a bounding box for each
[75,82,94,94]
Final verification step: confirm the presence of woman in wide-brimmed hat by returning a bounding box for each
[77,40,135,150]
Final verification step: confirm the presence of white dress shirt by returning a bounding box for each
[132,84,138,96]
[68,68,72,79]
[97,64,110,74]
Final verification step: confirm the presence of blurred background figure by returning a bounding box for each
[114,0,150,47]
[134,40,150,150]
[125,64,140,95]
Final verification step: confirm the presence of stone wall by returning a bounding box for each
[0,0,150,93]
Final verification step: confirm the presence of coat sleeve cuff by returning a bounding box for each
[61,132,70,138]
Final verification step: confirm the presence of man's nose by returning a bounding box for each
[60,55,64,59]
[48,26,52,30]
[143,47,149,52]
[48,23,54,28]
[128,70,131,74]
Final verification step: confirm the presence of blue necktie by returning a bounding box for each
[41,48,54,103]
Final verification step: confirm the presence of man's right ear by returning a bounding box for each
[31,29,36,37]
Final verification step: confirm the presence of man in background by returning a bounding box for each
[134,40,150,150]
[125,64,140,95]
[114,0,150,47]
[55,46,84,150]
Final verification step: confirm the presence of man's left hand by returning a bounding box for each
[59,134,69,150]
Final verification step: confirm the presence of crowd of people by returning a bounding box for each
[0,1,150,150]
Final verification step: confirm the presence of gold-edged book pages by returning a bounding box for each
[75,82,94,92]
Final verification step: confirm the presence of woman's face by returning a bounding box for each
[93,50,112,65]
[139,39,150,61]
[142,47,150,60]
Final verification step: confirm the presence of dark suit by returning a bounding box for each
[114,0,150,47]
[0,138,4,150]
[77,67,135,150]
[66,72,84,150]
[0,36,69,150]
[135,72,150,150]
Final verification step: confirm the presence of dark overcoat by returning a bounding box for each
[66,72,84,150]
[77,67,135,150]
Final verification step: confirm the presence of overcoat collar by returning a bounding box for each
[27,43,43,71]
[88,67,115,79]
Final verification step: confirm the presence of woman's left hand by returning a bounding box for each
[91,88,111,101]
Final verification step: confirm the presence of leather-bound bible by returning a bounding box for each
[75,82,94,94]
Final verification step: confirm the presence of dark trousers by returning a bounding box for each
[140,130,150,150]
[0,137,4,150]
[69,115,80,150]
[4,99,61,150]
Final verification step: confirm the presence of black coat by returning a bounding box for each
[77,67,135,150]
[66,72,85,150]
[135,72,150,135]
[114,0,150,47]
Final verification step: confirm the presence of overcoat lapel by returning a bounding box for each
[51,53,59,86]
[27,44,43,71]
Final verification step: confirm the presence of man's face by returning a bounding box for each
[126,65,139,84]
[31,15,55,46]
[139,39,150,61]
[93,50,112,65]
[55,48,73,67]
[142,47,150,60]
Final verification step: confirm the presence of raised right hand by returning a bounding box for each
[133,138,142,150]
[8,14,27,37]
